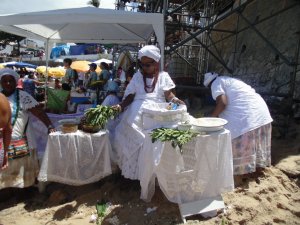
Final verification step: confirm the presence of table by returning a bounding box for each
[30,113,84,160]
[38,130,112,186]
[139,129,234,222]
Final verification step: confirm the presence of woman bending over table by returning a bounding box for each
[0,68,55,190]
[204,72,273,176]
[110,45,184,180]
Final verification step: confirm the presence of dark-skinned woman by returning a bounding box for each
[111,45,184,180]
[204,72,273,176]
[0,68,55,190]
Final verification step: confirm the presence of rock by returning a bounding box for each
[276,155,300,178]
[89,214,97,223]
[146,207,157,214]
[47,189,69,206]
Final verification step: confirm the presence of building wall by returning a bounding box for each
[209,0,300,99]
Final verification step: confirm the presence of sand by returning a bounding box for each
[0,125,299,225]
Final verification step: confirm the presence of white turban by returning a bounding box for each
[0,68,19,82]
[203,72,218,87]
[138,45,161,62]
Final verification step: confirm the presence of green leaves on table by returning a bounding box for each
[84,105,119,128]
[150,128,198,153]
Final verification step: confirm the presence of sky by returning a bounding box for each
[0,0,116,47]
[0,0,115,14]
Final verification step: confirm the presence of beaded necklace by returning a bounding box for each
[143,74,158,93]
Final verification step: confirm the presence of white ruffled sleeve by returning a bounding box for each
[19,90,39,110]
[211,78,226,100]
[123,72,140,98]
[160,72,176,91]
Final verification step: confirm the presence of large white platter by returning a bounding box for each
[191,117,228,132]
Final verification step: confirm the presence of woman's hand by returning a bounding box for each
[48,128,56,134]
[47,125,56,134]
[172,97,185,105]
[164,91,185,105]
[1,153,8,170]
[112,104,122,113]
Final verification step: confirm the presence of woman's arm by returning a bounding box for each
[164,89,185,105]
[28,106,56,133]
[113,93,135,112]
[211,94,227,117]
[2,123,12,169]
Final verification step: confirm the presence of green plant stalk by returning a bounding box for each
[96,201,108,225]
[84,105,119,128]
[150,128,198,153]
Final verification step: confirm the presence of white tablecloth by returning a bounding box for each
[139,129,234,203]
[30,113,83,160]
[38,130,112,185]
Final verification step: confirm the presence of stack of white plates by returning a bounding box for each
[191,117,228,132]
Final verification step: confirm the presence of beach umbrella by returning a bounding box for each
[48,67,65,78]
[5,61,37,68]
[54,58,64,63]
[26,67,36,72]
[36,66,47,74]
[36,66,65,78]
[93,58,112,65]
[71,60,101,73]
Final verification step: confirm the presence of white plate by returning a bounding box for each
[191,117,228,132]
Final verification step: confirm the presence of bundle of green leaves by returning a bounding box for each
[150,127,198,153]
[83,105,119,128]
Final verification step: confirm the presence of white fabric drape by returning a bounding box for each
[38,130,112,185]
[139,129,234,203]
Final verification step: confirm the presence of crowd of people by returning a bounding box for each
[0,45,273,199]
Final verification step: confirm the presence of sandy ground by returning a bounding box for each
[0,123,299,225]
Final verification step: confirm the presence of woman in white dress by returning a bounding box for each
[0,68,55,190]
[111,45,184,180]
[204,72,273,175]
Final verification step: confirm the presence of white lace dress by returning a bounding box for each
[0,90,39,189]
[110,71,175,180]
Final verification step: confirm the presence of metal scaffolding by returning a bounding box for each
[114,0,300,88]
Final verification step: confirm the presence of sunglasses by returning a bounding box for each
[140,60,155,68]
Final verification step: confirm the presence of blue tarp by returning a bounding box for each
[70,44,100,55]
[50,45,70,59]
[70,45,86,55]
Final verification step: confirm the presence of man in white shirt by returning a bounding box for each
[204,72,273,176]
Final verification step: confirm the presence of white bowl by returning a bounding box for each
[177,123,192,131]
[191,117,227,132]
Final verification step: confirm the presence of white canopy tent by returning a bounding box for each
[0,6,165,66]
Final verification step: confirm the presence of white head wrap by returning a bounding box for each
[138,45,161,62]
[203,72,218,87]
[0,68,19,82]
